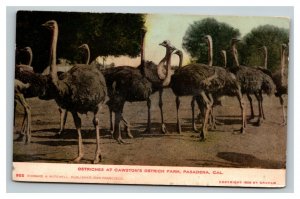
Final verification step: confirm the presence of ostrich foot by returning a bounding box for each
[233,127,245,135]
[248,116,256,122]
[255,118,263,126]
[56,130,63,136]
[93,155,102,164]
[161,123,168,134]
[192,123,198,132]
[14,133,25,142]
[25,136,31,144]
[72,156,83,163]
[215,120,224,125]
[142,128,152,134]
[176,123,182,134]
[124,126,133,139]
[280,121,287,126]
[114,137,129,144]
[199,130,207,142]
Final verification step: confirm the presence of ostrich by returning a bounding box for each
[42,20,107,163]
[172,36,246,141]
[272,44,288,125]
[14,47,50,143]
[105,40,176,143]
[230,38,276,126]
[57,43,91,135]
[14,63,49,143]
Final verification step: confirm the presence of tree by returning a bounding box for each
[239,25,289,72]
[16,11,146,72]
[182,18,240,66]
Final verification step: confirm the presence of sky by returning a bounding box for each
[102,14,290,67]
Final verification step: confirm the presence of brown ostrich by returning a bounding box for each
[104,40,176,144]
[230,38,276,126]
[172,35,246,141]
[42,20,107,163]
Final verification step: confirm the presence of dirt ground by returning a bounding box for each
[13,88,287,169]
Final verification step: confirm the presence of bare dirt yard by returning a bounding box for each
[13,88,287,169]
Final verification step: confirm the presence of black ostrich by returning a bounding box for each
[172,35,246,141]
[230,38,276,126]
[105,40,176,143]
[57,43,91,135]
[42,20,107,163]
[14,47,49,143]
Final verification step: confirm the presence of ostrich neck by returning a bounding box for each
[207,38,213,66]
[28,49,33,66]
[86,46,90,64]
[162,49,173,87]
[140,33,145,66]
[50,25,59,85]
[232,43,239,67]
[157,47,169,79]
[280,47,286,85]
[264,48,268,69]
[223,52,227,68]
[178,53,183,67]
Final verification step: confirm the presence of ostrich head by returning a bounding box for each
[281,43,287,50]
[42,20,58,30]
[78,44,89,50]
[202,35,212,44]
[174,49,183,57]
[159,40,175,49]
[231,37,241,45]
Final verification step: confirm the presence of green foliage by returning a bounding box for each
[16,11,145,72]
[182,18,240,66]
[239,25,289,72]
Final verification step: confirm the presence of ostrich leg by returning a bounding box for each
[247,94,255,120]
[255,93,263,126]
[58,108,68,135]
[122,116,133,138]
[109,107,114,135]
[191,96,197,132]
[144,98,152,134]
[71,112,84,163]
[159,89,168,134]
[259,91,266,120]
[235,90,246,134]
[199,91,213,141]
[93,108,101,164]
[176,96,182,134]
[113,111,127,144]
[279,96,287,125]
[15,93,31,143]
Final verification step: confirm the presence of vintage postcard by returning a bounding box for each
[12,10,290,187]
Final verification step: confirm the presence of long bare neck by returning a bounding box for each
[27,48,33,66]
[263,47,268,69]
[231,42,239,67]
[50,25,58,84]
[207,37,213,66]
[222,51,227,68]
[281,46,286,85]
[162,48,173,87]
[157,47,169,80]
[178,53,183,67]
[140,32,145,66]
[85,45,90,65]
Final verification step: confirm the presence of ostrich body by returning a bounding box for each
[105,40,175,143]
[230,38,276,125]
[42,20,107,163]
